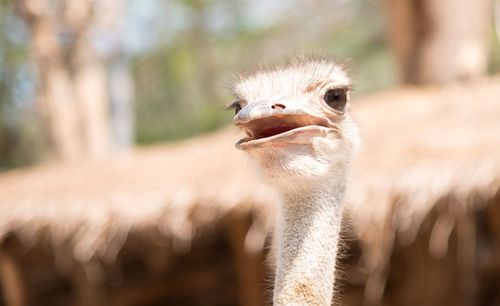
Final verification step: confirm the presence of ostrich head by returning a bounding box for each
[229,58,360,190]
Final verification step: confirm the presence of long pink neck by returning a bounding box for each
[273,182,345,306]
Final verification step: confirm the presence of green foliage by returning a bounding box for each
[133,45,235,144]
[488,27,500,74]
[133,0,397,144]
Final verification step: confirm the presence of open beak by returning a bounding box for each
[233,100,336,150]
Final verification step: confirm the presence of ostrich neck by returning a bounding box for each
[274,179,345,306]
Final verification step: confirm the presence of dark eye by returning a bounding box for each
[225,101,242,115]
[234,103,242,115]
[324,89,347,111]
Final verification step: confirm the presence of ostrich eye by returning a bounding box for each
[324,89,347,111]
[225,100,242,115]
[234,103,242,115]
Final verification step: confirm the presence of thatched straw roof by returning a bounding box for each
[0,128,278,263]
[0,76,499,286]
[345,76,500,301]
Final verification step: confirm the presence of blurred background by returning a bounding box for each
[3,0,497,169]
[0,0,401,169]
[0,0,499,305]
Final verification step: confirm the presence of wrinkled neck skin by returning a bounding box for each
[272,174,346,306]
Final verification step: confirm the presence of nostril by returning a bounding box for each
[271,103,286,110]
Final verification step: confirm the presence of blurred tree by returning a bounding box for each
[94,0,135,152]
[0,0,45,170]
[385,0,491,84]
[15,0,82,161]
[15,0,112,161]
[1,0,398,168]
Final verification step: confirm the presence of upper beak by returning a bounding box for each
[233,100,310,126]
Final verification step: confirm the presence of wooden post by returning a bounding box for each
[0,247,29,306]
[226,214,266,306]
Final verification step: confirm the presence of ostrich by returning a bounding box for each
[228,58,360,305]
